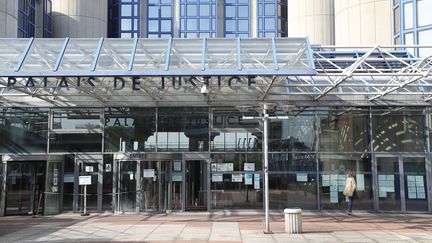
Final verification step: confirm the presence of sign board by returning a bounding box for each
[232,173,243,182]
[244,163,255,171]
[143,169,155,178]
[79,176,92,185]
[254,174,260,189]
[173,161,182,171]
[105,163,112,172]
[172,172,182,182]
[226,163,234,171]
[245,173,253,185]
[85,166,94,173]
[212,173,223,182]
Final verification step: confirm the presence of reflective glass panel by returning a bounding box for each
[0,39,31,72]
[96,39,134,71]
[21,39,65,72]
[377,157,401,211]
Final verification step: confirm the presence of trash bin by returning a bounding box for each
[284,208,302,234]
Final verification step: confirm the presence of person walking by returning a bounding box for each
[343,171,357,215]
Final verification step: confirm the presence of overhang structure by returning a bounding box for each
[0,37,431,107]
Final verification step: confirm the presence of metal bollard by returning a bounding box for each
[284,208,302,234]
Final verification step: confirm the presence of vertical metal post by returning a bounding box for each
[263,104,271,234]
[83,185,87,215]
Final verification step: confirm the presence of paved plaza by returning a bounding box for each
[0,211,431,242]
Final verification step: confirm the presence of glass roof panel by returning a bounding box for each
[0,38,31,72]
[205,38,237,70]
[96,38,134,71]
[20,38,65,72]
[275,38,313,70]
[240,38,274,70]
[168,38,202,70]
[132,38,168,71]
[58,39,101,72]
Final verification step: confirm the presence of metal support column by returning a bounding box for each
[0,160,6,216]
[262,104,270,233]
[136,160,141,213]
[73,156,79,213]
[369,108,379,211]
[97,158,103,212]
[425,109,432,212]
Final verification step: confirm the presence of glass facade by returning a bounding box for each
[18,0,36,38]
[393,0,432,56]
[180,0,217,38]
[1,106,430,213]
[109,0,141,38]
[257,0,287,37]
[224,0,250,37]
[43,0,52,38]
[148,0,173,38]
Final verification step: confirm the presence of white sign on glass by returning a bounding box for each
[245,173,253,185]
[232,173,243,182]
[226,163,234,171]
[244,163,255,171]
[143,169,155,178]
[254,174,260,189]
[212,173,223,182]
[296,173,308,182]
[79,176,92,185]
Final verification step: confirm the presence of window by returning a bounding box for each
[224,0,250,37]
[108,0,140,38]
[403,2,413,29]
[180,0,217,38]
[417,0,432,27]
[147,0,173,38]
[257,0,287,37]
[18,0,36,38]
[43,0,52,37]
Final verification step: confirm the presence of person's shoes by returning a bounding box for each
[346,212,352,215]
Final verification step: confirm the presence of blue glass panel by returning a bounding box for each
[148,6,158,18]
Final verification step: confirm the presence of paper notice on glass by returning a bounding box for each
[378,175,386,181]
[226,163,234,171]
[254,174,260,189]
[322,175,330,186]
[415,176,424,184]
[408,186,416,194]
[212,173,223,182]
[339,175,346,181]
[245,173,253,185]
[244,163,255,171]
[387,175,394,182]
[172,172,182,182]
[356,174,364,191]
[408,180,416,187]
[338,185,345,192]
[232,173,243,182]
[217,163,227,172]
[330,174,338,182]
[133,141,138,151]
[379,184,387,193]
[417,192,426,199]
[330,191,338,203]
[379,190,387,198]
[296,173,308,182]
[143,169,155,178]
[407,175,415,183]
[330,185,337,192]
[173,161,182,171]
[387,185,395,192]
[408,192,417,199]
[417,186,425,193]
[211,163,217,172]
[129,173,134,180]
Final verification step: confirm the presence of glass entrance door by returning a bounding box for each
[117,161,137,213]
[376,156,428,212]
[5,161,46,215]
[78,162,98,212]
[140,161,169,212]
[186,160,208,211]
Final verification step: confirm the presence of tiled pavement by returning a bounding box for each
[0,211,432,242]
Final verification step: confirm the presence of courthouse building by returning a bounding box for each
[0,0,431,216]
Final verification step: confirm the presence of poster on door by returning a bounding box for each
[143,169,155,178]
[254,174,260,189]
[245,173,253,185]
[232,173,243,182]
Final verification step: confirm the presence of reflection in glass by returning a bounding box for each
[104,107,156,152]
[158,107,209,152]
[377,157,401,211]
[211,153,262,209]
[372,109,425,152]
[319,108,368,152]
[0,108,48,153]
[319,155,373,210]
[403,157,428,211]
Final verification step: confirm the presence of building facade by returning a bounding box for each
[0,0,431,217]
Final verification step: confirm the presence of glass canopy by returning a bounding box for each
[0,37,315,77]
[0,38,431,107]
